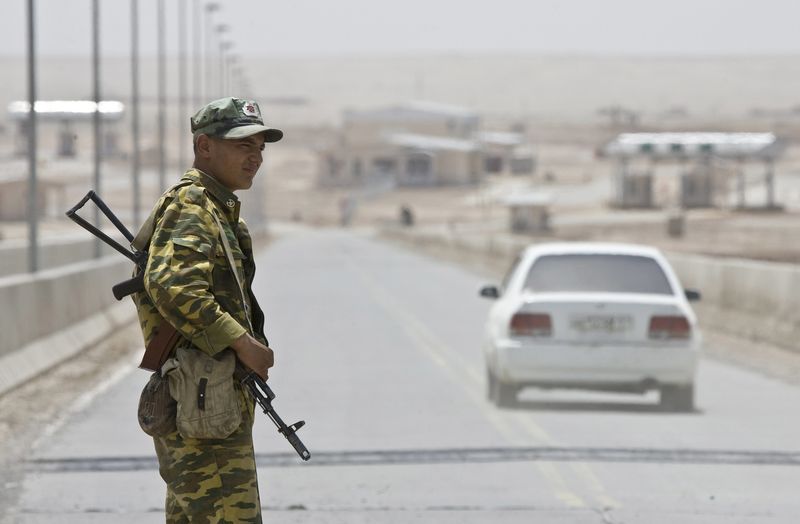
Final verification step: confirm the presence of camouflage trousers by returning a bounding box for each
[154,395,262,523]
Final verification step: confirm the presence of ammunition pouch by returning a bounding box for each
[163,347,241,439]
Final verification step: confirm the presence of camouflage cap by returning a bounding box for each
[190,97,283,142]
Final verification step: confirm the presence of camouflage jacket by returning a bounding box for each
[133,169,267,356]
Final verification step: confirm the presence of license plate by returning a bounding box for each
[571,315,633,333]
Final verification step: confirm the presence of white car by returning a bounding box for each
[480,242,701,411]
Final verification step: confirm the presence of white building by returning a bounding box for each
[319,101,534,187]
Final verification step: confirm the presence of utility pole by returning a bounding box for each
[26,0,38,272]
[131,0,141,229]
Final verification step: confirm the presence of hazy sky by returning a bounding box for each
[2,0,800,57]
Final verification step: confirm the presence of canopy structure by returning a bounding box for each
[8,100,125,122]
[601,132,785,210]
[8,100,125,157]
[602,132,784,160]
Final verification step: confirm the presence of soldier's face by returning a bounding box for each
[203,134,266,191]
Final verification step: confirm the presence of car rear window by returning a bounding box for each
[523,254,674,295]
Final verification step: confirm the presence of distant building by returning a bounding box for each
[318,101,535,188]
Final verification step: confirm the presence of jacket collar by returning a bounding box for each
[182,168,240,223]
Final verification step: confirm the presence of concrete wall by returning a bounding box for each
[0,255,133,357]
[668,254,800,352]
[381,227,800,354]
[0,233,125,277]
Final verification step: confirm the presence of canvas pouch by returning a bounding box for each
[164,347,241,439]
[137,370,177,437]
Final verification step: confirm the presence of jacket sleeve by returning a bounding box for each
[143,197,247,356]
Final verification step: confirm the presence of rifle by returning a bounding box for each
[66,190,311,461]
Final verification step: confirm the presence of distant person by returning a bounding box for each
[339,195,356,226]
[133,97,279,522]
[400,204,415,227]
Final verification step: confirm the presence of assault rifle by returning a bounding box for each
[66,190,310,461]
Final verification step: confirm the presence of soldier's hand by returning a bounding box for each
[231,333,274,379]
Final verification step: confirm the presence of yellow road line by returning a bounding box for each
[348,259,592,508]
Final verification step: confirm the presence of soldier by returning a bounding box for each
[133,97,281,523]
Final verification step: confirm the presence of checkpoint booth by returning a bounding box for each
[503,193,553,234]
[8,100,125,158]
[601,133,785,210]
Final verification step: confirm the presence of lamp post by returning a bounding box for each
[226,54,239,95]
[215,24,230,98]
[26,0,38,272]
[92,0,102,258]
[193,0,202,107]
[157,0,166,192]
[218,39,233,97]
[178,0,187,171]
[131,0,141,229]
[204,3,219,101]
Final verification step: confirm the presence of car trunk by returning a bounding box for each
[516,292,687,345]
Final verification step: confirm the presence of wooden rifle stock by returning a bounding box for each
[140,320,182,372]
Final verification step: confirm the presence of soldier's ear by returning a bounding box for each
[195,134,213,159]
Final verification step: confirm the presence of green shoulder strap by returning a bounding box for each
[212,211,255,335]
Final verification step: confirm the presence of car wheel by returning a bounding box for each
[659,384,695,412]
[487,369,517,407]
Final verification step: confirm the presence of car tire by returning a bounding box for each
[659,384,695,412]
[487,369,517,407]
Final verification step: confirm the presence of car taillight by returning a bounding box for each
[648,315,691,340]
[510,312,552,338]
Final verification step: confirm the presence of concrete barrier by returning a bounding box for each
[0,233,126,277]
[0,228,272,396]
[0,256,133,358]
[381,227,800,354]
[668,254,800,353]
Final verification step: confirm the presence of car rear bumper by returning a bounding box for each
[487,338,698,388]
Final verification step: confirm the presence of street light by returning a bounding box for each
[204,3,219,101]
[215,23,230,98]
[219,40,233,97]
[26,0,39,272]
[92,0,102,258]
[157,0,166,192]
[193,0,202,109]
[178,0,187,171]
[227,56,240,95]
[131,0,141,229]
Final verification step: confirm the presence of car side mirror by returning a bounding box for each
[479,285,500,299]
[684,289,701,302]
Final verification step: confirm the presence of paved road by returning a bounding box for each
[7,228,800,523]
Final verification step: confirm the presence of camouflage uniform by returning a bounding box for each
[133,97,282,523]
